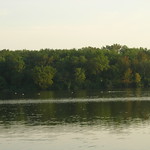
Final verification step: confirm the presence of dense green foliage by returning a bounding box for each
[0,44,150,91]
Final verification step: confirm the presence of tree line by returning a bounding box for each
[0,44,150,91]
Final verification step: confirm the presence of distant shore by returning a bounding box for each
[0,44,149,92]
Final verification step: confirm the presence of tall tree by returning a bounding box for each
[32,66,56,89]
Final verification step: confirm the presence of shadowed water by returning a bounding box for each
[0,89,150,150]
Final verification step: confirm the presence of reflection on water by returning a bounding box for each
[1,88,150,100]
[0,89,150,150]
[0,100,150,126]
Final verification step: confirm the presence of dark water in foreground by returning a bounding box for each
[0,89,150,150]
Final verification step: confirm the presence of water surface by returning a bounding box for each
[0,89,150,150]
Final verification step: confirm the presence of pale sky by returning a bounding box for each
[0,0,150,50]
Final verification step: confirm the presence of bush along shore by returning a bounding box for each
[0,44,150,91]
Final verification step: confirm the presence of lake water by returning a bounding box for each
[0,89,150,150]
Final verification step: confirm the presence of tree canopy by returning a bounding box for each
[0,44,150,91]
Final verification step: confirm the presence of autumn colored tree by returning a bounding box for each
[134,73,141,87]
